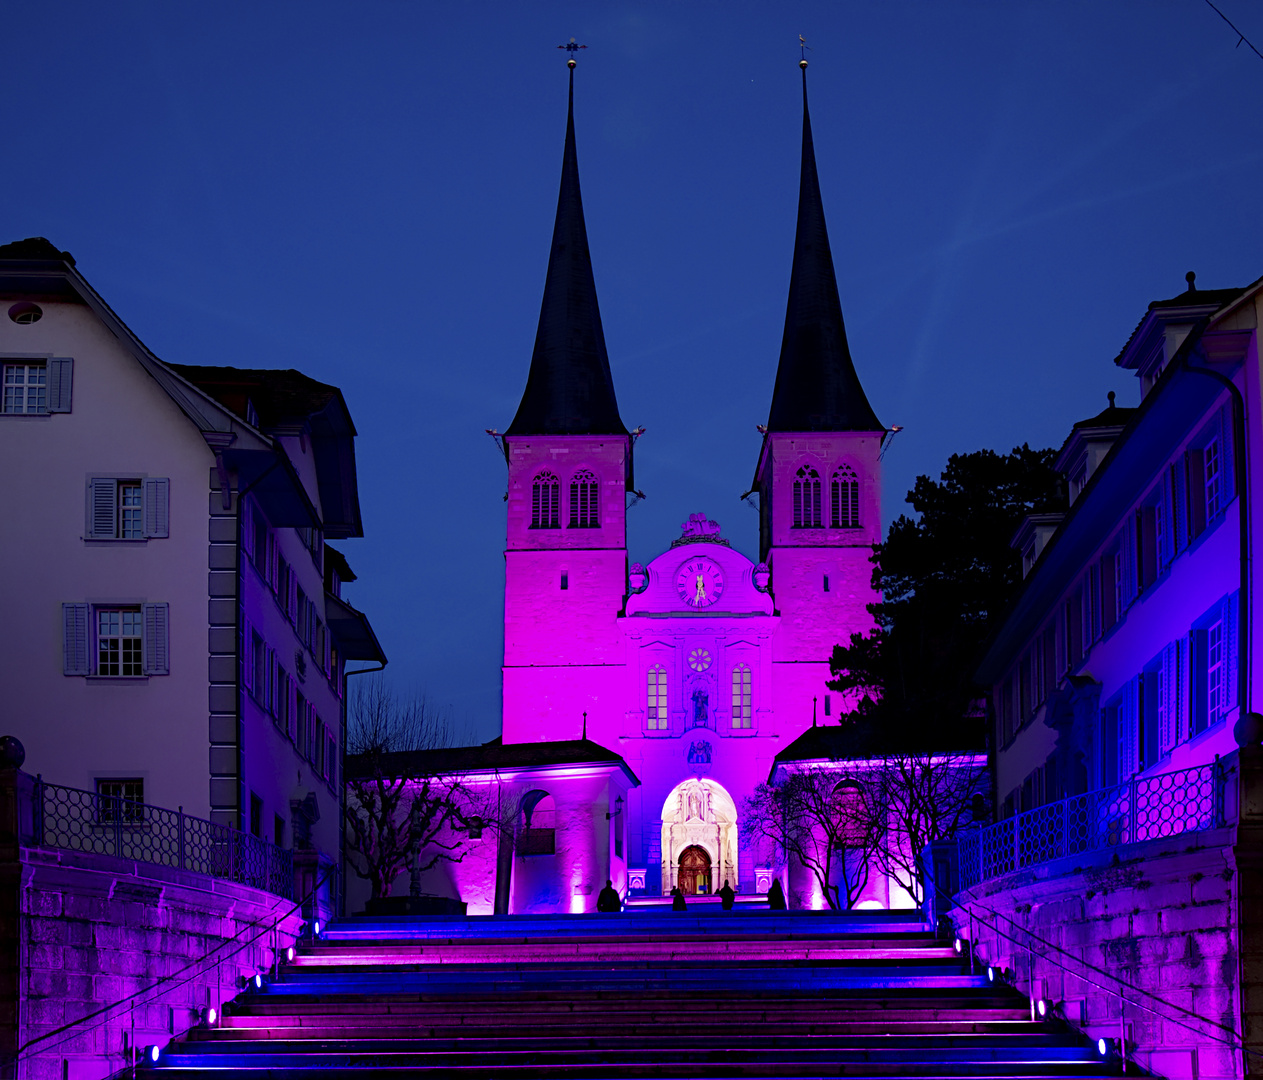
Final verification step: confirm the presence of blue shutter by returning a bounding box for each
[142,477,169,538]
[1159,643,1176,754]
[1220,406,1236,507]
[47,358,73,413]
[142,603,169,675]
[1122,679,1138,778]
[1224,591,1240,713]
[87,478,116,539]
[62,603,89,675]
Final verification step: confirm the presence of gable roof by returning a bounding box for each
[348,736,639,786]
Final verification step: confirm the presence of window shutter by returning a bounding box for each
[142,603,170,675]
[1225,592,1240,713]
[142,478,169,538]
[1220,408,1236,505]
[1169,463,1187,554]
[242,619,253,693]
[1187,450,1207,538]
[1122,679,1138,779]
[62,603,89,675]
[87,478,117,539]
[47,358,73,413]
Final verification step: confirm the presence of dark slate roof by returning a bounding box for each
[772,724,876,768]
[1071,402,1137,430]
[1113,277,1248,366]
[347,737,638,785]
[166,364,348,431]
[0,236,75,265]
[506,71,627,437]
[766,72,881,434]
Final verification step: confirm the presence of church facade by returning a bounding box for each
[349,62,902,914]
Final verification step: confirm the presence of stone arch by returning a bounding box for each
[659,777,739,895]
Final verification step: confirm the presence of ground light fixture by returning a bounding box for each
[953,938,962,953]
[145,1046,160,1064]
[202,1006,217,1026]
[1036,998,1047,1017]
[287,946,295,961]
[313,919,322,936]
[986,966,995,982]
[253,973,264,989]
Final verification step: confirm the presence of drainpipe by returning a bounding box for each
[343,660,386,917]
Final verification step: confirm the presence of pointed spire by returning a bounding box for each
[766,63,881,434]
[507,64,627,437]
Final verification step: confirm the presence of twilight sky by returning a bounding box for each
[5,3,1262,742]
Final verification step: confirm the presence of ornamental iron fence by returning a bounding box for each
[958,760,1222,890]
[33,776,295,900]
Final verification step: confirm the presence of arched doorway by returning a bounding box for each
[659,778,739,895]
[678,845,711,895]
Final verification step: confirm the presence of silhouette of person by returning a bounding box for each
[671,886,687,911]
[719,880,735,910]
[767,879,787,910]
[596,879,620,913]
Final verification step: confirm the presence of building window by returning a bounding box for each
[2,362,46,414]
[95,778,144,824]
[517,790,556,855]
[98,609,143,677]
[569,469,599,529]
[831,465,860,528]
[1205,438,1222,520]
[731,664,752,729]
[85,478,169,540]
[531,471,560,529]
[647,666,669,731]
[793,467,822,528]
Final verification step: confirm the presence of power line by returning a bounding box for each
[1203,0,1263,62]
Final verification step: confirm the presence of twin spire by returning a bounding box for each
[507,56,879,438]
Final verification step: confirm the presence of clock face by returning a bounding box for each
[675,557,724,609]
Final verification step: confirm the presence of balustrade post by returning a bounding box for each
[33,774,43,846]
[113,796,122,857]
[178,806,185,871]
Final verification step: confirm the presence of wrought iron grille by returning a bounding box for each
[33,778,295,900]
[959,761,1222,890]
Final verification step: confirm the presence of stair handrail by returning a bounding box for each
[8,865,332,1071]
[947,872,1257,1070]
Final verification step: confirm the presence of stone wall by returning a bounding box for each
[11,844,303,1080]
[950,825,1244,1080]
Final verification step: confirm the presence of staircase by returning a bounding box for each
[141,907,1126,1078]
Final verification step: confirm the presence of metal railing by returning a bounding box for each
[959,760,1222,889]
[33,776,294,900]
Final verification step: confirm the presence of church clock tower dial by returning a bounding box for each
[675,557,724,609]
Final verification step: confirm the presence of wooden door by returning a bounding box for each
[678,845,711,895]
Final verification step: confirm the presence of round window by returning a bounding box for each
[688,648,712,672]
[8,302,42,324]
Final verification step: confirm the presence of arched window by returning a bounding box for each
[647,666,669,731]
[831,464,860,529]
[832,780,868,845]
[518,790,556,855]
[793,467,822,528]
[731,664,752,729]
[569,469,599,528]
[531,471,560,529]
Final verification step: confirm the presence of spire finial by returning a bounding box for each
[582,711,588,740]
[798,34,811,68]
[559,37,586,69]
[1186,270,1197,292]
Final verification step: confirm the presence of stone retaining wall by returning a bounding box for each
[950,825,1243,1080]
[11,844,304,1080]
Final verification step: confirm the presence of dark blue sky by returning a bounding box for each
[7,3,1262,742]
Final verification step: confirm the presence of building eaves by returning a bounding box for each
[349,737,639,787]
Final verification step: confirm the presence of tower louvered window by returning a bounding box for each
[831,465,860,529]
[731,664,752,729]
[793,467,822,528]
[569,469,599,529]
[531,471,560,529]
[647,666,669,730]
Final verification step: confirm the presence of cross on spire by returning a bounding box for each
[558,37,587,68]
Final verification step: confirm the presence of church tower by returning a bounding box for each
[501,60,633,745]
[753,61,885,729]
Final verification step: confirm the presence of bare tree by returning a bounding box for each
[343,678,490,902]
[743,769,885,910]
[875,750,986,904]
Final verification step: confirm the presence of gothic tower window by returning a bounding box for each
[793,466,822,528]
[569,469,600,528]
[531,471,560,529]
[647,666,669,730]
[831,464,860,529]
[731,664,752,729]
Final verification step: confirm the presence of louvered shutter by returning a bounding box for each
[1122,679,1138,779]
[47,358,73,413]
[1159,643,1176,754]
[242,619,253,693]
[62,603,89,675]
[1120,515,1136,607]
[87,479,117,539]
[1224,592,1240,713]
[142,603,169,675]
[142,478,169,538]
[1220,407,1236,505]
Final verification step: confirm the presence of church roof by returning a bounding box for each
[349,737,639,786]
[506,70,627,437]
[766,70,882,434]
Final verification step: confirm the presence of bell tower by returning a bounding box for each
[753,59,885,733]
[500,57,632,746]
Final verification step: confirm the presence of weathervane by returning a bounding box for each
[558,37,587,69]
[798,34,812,68]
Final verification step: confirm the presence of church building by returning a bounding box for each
[349,59,899,914]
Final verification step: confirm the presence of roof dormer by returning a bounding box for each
[1054,393,1135,507]
[1011,513,1065,579]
